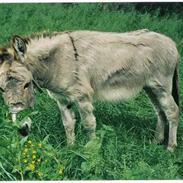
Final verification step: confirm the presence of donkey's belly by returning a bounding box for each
[95,85,142,102]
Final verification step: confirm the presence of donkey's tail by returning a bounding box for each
[172,64,179,108]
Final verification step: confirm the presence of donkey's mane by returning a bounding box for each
[26,30,72,41]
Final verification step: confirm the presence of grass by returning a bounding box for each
[0,3,183,180]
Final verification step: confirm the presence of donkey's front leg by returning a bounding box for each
[78,98,96,140]
[57,102,76,145]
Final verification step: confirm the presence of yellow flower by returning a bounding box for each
[38,143,42,148]
[37,171,43,177]
[23,159,28,163]
[23,148,28,153]
[28,140,32,145]
[27,163,35,171]
[32,150,37,154]
[59,167,64,175]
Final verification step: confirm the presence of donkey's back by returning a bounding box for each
[67,29,179,102]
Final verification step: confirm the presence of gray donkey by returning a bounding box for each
[0,29,180,152]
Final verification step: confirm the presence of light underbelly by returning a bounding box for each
[95,85,142,102]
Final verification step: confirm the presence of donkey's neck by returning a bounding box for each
[25,57,49,88]
[23,33,77,93]
[25,36,62,88]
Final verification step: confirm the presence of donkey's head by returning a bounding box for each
[0,36,34,124]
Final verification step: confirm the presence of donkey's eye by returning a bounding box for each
[8,76,17,81]
[0,87,5,93]
[0,57,3,64]
[24,82,31,89]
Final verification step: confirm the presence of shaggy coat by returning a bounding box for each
[0,29,180,151]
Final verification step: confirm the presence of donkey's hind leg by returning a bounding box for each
[144,87,166,144]
[145,83,179,152]
[158,93,179,152]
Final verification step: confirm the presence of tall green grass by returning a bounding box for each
[0,3,183,180]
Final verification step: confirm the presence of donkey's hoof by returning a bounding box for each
[67,141,75,147]
[153,138,164,145]
[167,145,176,152]
[89,132,96,140]
[66,138,75,146]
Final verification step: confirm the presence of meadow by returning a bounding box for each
[0,3,183,180]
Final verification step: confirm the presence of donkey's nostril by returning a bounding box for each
[10,102,24,108]
[24,82,31,89]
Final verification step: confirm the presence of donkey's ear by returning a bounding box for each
[12,35,28,62]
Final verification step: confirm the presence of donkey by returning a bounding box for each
[0,29,180,152]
